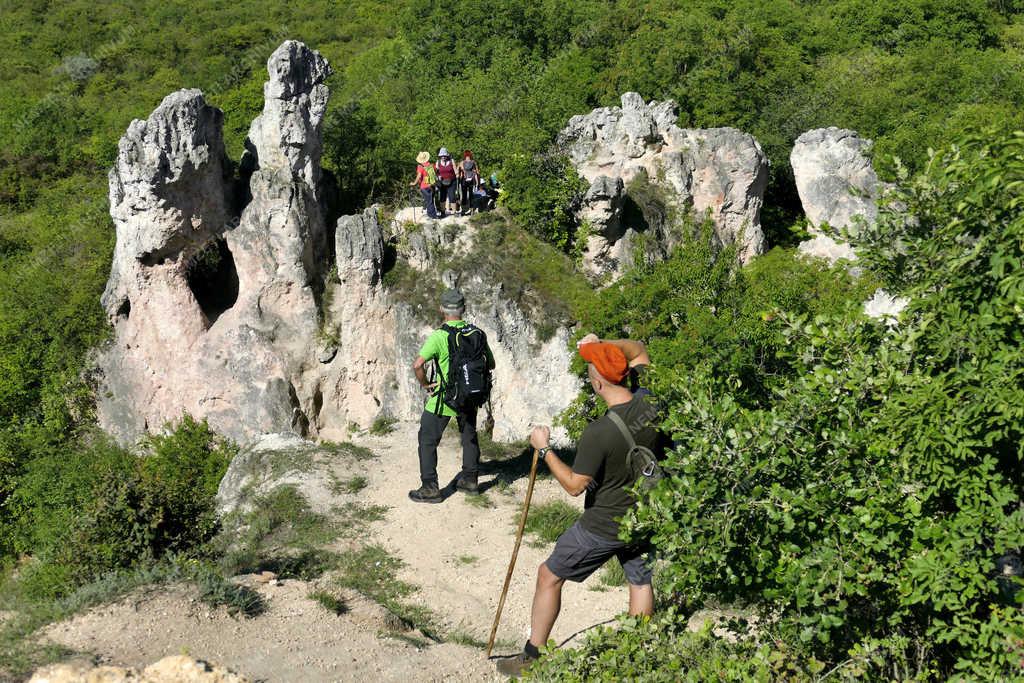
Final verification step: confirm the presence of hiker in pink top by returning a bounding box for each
[435,147,458,217]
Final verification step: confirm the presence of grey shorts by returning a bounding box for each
[545,520,653,585]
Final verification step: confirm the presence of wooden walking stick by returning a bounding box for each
[485,447,541,658]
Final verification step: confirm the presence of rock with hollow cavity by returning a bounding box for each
[559,93,768,279]
[96,42,334,444]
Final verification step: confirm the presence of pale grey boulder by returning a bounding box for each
[244,40,332,194]
[792,128,885,267]
[102,88,230,319]
[791,127,880,235]
[96,42,335,444]
[559,93,768,280]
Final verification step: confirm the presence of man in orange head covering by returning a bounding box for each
[496,336,671,677]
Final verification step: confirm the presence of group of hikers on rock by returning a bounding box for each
[409,288,670,677]
[411,148,500,219]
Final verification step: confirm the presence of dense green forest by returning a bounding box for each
[1,0,1023,678]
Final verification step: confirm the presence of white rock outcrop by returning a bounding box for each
[792,127,882,265]
[559,93,769,279]
[96,41,580,447]
[97,41,333,444]
[30,655,249,683]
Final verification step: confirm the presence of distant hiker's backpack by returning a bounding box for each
[424,163,439,186]
[606,410,665,492]
[437,323,492,412]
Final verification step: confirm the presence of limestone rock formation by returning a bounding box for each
[29,655,249,683]
[97,41,334,444]
[216,433,342,518]
[559,92,769,279]
[96,41,580,448]
[103,88,230,325]
[792,127,881,265]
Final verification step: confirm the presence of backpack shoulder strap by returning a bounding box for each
[605,410,636,450]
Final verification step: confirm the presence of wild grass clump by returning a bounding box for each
[216,486,343,579]
[6,416,235,601]
[523,501,581,546]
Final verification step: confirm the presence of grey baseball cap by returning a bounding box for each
[440,289,465,308]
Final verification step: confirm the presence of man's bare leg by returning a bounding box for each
[528,562,565,647]
[628,583,654,617]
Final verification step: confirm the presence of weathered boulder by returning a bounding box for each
[792,127,882,265]
[791,127,879,233]
[579,175,625,240]
[242,40,332,194]
[216,433,344,518]
[559,93,768,279]
[316,206,399,433]
[96,42,334,444]
[102,88,230,324]
[29,655,249,683]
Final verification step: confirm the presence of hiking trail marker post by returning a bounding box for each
[485,447,541,658]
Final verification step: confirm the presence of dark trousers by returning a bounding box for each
[420,187,437,218]
[418,409,479,487]
[459,178,476,210]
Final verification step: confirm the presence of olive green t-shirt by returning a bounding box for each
[573,391,670,541]
[418,321,494,417]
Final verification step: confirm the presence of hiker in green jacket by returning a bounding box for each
[496,337,669,677]
[409,289,496,503]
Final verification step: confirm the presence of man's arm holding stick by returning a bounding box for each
[529,426,591,497]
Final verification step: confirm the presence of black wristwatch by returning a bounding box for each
[537,446,552,460]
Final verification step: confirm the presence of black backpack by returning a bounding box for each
[436,323,492,412]
[606,410,665,493]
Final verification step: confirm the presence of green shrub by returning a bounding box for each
[527,611,821,682]
[7,416,234,599]
[560,223,873,438]
[217,485,339,578]
[566,131,1024,679]
[498,152,588,251]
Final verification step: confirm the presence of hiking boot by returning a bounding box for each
[455,474,479,494]
[408,484,443,504]
[495,651,538,678]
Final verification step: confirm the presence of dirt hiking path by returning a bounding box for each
[39,422,630,681]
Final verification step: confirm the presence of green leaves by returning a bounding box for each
[550,130,1024,679]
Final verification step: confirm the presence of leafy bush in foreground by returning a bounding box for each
[560,226,873,439]
[8,415,234,599]
[537,133,1024,679]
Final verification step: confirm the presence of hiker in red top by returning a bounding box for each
[410,151,438,220]
[435,147,458,217]
[496,336,670,677]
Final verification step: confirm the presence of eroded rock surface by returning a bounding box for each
[97,41,333,444]
[96,41,579,447]
[792,127,882,265]
[559,92,769,279]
